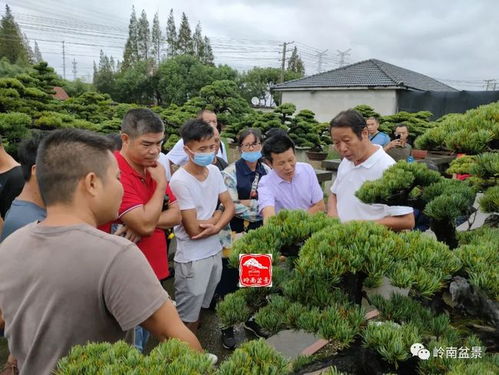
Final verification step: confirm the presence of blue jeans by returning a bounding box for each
[134,325,150,352]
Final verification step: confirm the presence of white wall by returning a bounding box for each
[280,89,398,122]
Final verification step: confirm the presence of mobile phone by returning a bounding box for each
[395,134,401,140]
[162,194,170,211]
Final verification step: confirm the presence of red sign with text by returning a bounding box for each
[239,254,272,287]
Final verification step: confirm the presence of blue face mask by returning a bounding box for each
[192,152,215,166]
[241,151,262,163]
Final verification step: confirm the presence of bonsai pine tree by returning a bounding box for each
[356,161,476,248]
[415,101,499,154]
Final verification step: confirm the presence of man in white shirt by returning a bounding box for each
[327,109,414,231]
[169,119,235,335]
[166,110,228,169]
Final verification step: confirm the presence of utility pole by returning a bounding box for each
[336,48,351,67]
[280,41,294,83]
[72,59,77,80]
[62,41,66,79]
[316,49,328,73]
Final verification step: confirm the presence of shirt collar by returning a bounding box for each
[237,158,266,176]
[354,146,384,169]
[115,151,147,179]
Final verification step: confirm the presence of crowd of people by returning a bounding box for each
[0,108,415,374]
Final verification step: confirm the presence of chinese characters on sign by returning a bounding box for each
[411,343,483,360]
[239,254,272,287]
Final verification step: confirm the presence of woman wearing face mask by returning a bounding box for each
[215,128,271,350]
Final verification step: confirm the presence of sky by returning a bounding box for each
[2,0,498,90]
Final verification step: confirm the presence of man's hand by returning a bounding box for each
[114,225,142,243]
[147,162,167,186]
[192,223,219,240]
[384,139,402,151]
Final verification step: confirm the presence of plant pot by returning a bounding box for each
[412,149,428,159]
[306,151,328,161]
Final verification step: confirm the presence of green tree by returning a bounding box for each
[0,5,31,65]
[177,12,193,55]
[156,55,237,106]
[62,78,93,97]
[151,12,163,65]
[165,9,177,58]
[93,50,116,98]
[199,80,252,127]
[202,36,214,65]
[192,22,204,60]
[287,46,305,75]
[122,6,139,69]
[33,40,43,63]
[156,54,211,105]
[0,57,32,77]
[113,60,155,104]
[137,10,150,60]
[239,67,301,107]
[30,61,61,94]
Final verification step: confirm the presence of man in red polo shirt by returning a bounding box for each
[113,108,181,352]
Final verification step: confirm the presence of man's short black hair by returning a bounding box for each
[197,109,221,132]
[17,131,46,182]
[395,124,409,131]
[330,109,367,139]
[121,108,164,138]
[262,133,295,163]
[264,127,288,140]
[367,116,379,123]
[180,119,214,145]
[106,133,122,151]
[36,129,114,206]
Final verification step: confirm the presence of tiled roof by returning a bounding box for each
[272,59,457,92]
[52,86,70,100]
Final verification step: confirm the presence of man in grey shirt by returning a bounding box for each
[1,133,46,242]
[0,129,202,375]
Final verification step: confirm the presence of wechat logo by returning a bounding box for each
[411,343,430,360]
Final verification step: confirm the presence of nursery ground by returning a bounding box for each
[0,197,491,366]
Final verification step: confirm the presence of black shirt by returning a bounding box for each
[0,166,24,218]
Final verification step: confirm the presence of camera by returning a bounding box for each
[395,134,401,140]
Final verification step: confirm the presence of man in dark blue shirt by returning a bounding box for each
[1,133,47,242]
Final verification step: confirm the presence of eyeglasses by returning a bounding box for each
[240,142,261,150]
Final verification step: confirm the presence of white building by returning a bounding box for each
[271,59,457,122]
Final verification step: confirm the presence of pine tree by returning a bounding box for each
[33,40,43,63]
[203,36,214,65]
[22,33,35,64]
[151,12,163,65]
[0,5,30,65]
[165,9,177,58]
[192,22,204,60]
[122,6,139,69]
[93,61,98,82]
[177,12,193,55]
[287,46,305,75]
[137,10,150,60]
